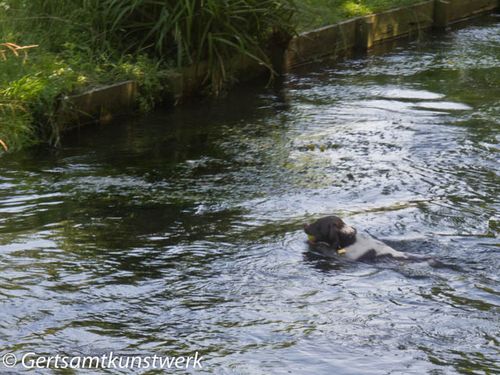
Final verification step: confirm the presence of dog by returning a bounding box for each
[304,216,428,261]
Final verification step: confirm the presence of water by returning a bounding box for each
[1,17,499,374]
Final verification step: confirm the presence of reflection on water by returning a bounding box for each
[1,16,499,374]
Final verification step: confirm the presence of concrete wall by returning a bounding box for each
[285,19,358,68]
[57,56,268,131]
[285,0,498,68]
[440,0,498,26]
[58,81,138,131]
[361,1,435,48]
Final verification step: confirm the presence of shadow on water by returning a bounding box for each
[0,15,499,375]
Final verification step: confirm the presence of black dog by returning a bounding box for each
[304,216,428,261]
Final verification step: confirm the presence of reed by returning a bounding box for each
[97,0,296,93]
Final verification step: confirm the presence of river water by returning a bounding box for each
[1,17,499,374]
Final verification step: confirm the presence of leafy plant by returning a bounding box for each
[0,42,39,151]
[0,100,35,151]
[97,0,296,93]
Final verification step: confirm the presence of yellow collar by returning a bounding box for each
[307,235,346,255]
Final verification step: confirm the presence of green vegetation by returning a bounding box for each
[99,0,295,94]
[295,0,423,31]
[0,1,171,150]
[1,0,294,151]
[1,0,425,152]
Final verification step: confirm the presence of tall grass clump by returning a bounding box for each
[97,0,296,93]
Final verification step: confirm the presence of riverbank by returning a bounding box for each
[0,0,294,151]
[0,0,497,152]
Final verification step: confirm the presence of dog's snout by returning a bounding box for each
[341,225,356,236]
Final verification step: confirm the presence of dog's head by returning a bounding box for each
[304,216,357,249]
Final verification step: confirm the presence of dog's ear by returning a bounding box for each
[327,223,340,249]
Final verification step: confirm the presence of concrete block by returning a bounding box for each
[58,80,138,131]
[284,19,358,68]
[434,0,498,28]
[362,1,435,47]
[447,0,498,23]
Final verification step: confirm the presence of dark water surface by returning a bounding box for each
[1,18,499,374]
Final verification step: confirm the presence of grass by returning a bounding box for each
[295,0,425,31]
[0,1,171,151]
[0,44,166,150]
[1,0,427,152]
